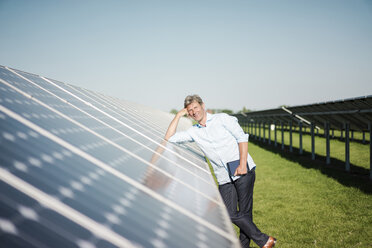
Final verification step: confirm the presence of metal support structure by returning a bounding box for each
[311,122,315,160]
[289,120,293,152]
[369,123,372,180]
[232,96,372,181]
[274,123,277,147]
[253,122,255,138]
[324,123,327,138]
[268,122,271,145]
[259,122,261,141]
[254,122,257,140]
[326,122,330,164]
[345,123,350,172]
[281,121,284,150]
[299,121,303,155]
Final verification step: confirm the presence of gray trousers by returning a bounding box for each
[219,170,269,248]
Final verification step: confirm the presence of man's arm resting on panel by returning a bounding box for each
[234,142,248,176]
[164,108,188,141]
[150,108,188,164]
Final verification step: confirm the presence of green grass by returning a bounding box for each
[207,128,372,247]
[249,142,372,247]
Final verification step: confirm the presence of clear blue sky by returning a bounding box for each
[1,0,371,112]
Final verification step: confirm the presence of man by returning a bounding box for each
[165,95,276,248]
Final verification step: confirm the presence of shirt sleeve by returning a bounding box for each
[221,114,249,143]
[168,130,194,143]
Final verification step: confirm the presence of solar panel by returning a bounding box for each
[0,66,239,247]
[236,96,372,131]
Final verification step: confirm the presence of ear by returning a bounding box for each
[202,103,205,110]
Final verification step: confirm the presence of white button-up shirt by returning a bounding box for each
[168,113,256,185]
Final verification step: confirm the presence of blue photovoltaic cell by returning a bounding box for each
[0,66,239,247]
[15,69,211,180]
[0,181,115,248]
[44,80,208,169]
[5,68,218,202]
[49,77,208,171]
[0,68,225,227]
[0,108,234,248]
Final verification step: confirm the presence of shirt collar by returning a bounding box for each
[196,113,213,128]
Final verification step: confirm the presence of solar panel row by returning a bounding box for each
[0,65,239,248]
[235,96,372,131]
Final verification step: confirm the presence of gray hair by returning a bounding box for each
[184,94,203,108]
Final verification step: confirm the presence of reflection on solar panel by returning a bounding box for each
[0,65,239,247]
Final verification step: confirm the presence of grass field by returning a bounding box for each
[250,140,372,248]
[208,128,372,247]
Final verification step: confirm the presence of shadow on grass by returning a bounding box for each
[250,139,372,195]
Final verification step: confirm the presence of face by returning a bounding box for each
[186,101,206,123]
